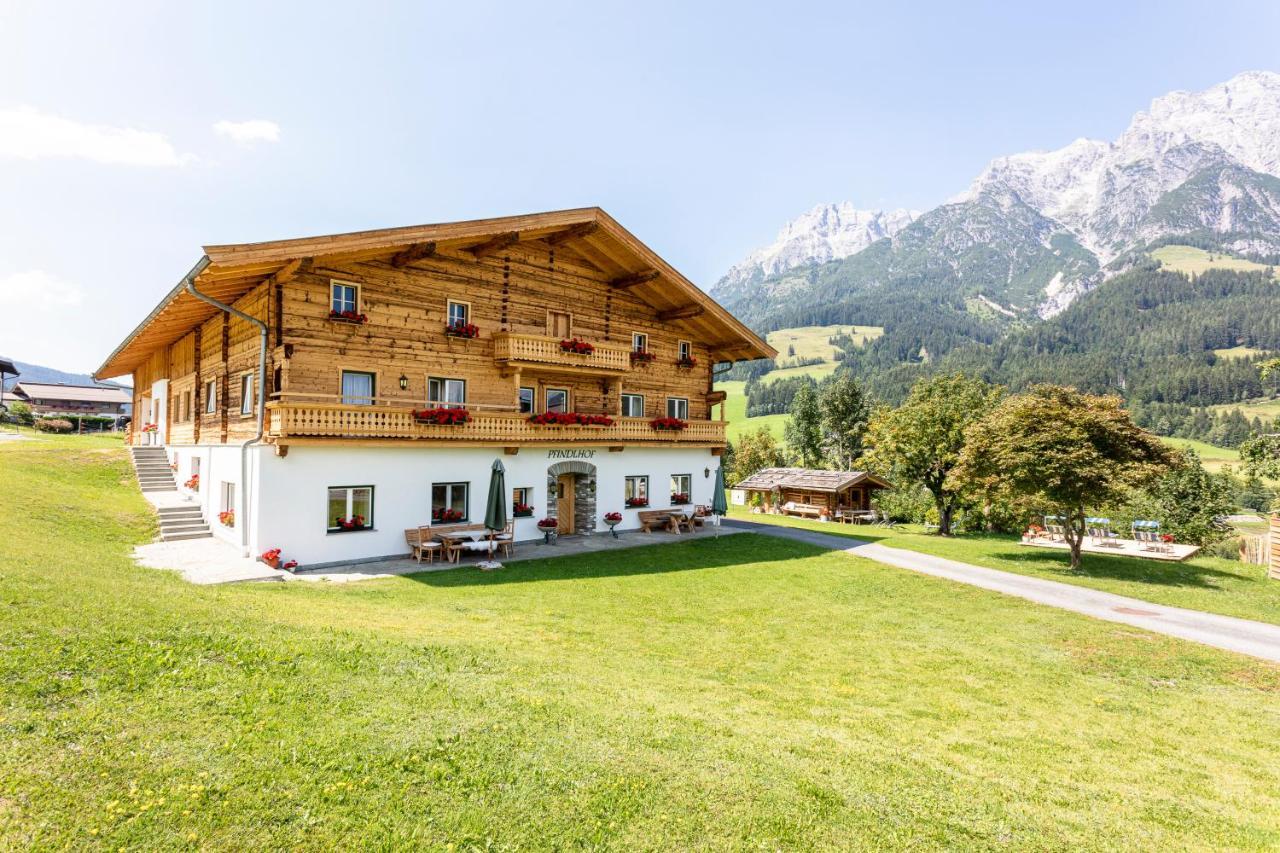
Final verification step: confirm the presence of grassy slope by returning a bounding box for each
[4,435,1280,848]
[766,324,882,362]
[728,508,1280,627]
[1151,244,1278,278]
[1161,436,1241,474]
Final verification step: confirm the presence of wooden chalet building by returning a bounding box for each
[96,208,774,564]
[10,381,132,415]
[733,467,890,517]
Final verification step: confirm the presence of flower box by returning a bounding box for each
[260,548,282,570]
[649,417,687,431]
[513,503,534,518]
[142,423,158,433]
[670,493,690,505]
[629,350,656,365]
[625,497,649,508]
[184,474,200,491]
[445,322,479,339]
[218,510,235,527]
[432,508,464,523]
[329,309,368,324]
[559,338,595,355]
[603,511,623,523]
[333,515,367,531]
[675,356,698,368]
[412,407,472,426]
[528,411,614,427]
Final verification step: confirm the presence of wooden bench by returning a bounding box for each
[782,502,825,518]
[637,510,680,533]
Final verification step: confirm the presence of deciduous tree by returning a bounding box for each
[784,382,824,468]
[819,374,870,469]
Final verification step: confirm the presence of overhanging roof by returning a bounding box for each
[735,467,892,493]
[13,382,132,404]
[95,207,775,378]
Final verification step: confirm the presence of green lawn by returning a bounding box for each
[5,434,1280,848]
[1160,436,1241,474]
[729,507,1280,627]
[1151,244,1279,278]
[718,379,788,442]
[1213,345,1271,360]
[1209,397,1280,421]
[766,324,882,363]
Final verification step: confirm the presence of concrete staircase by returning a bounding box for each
[129,446,212,541]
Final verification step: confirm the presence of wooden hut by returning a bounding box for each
[734,467,891,518]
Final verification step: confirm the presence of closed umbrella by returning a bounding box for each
[711,465,728,536]
[481,459,507,569]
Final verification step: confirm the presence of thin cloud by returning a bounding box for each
[0,270,83,310]
[213,119,281,146]
[0,106,191,166]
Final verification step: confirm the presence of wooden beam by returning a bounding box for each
[610,269,659,290]
[658,304,704,321]
[543,222,599,247]
[466,232,519,258]
[390,241,437,268]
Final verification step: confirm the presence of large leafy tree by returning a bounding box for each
[731,426,784,484]
[865,373,1004,536]
[784,382,824,468]
[953,385,1176,568]
[1127,451,1233,546]
[819,374,871,469]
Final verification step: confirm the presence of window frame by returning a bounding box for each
[427,376,467,409]
[340,369,377,406]
[239,372,255,417]
[518,386,535,414]
[328,484,374,532]
[670,473,692,502]
[220,480,235,525]
[330,279,361,314]
[547,309,573,339]
[446,299,471,328]
[631,332,648,353]
[624,475,649,504]
[620,392,645,418]
[512,486,530,508]
[666,397,689,420]
[678,340,692,361]
[204,379,217,414]
[545,387,570,413]
[431,481,470,523]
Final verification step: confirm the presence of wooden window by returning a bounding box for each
[204,379,216,414]
[431,482,468,522]
[632,332,648,353]
[667,397,689,419]
[428,377,466,408]
[331,280,359,314]
[670,474,691,503]
[620,393,644,418]
[625,475,649,504]
[512,487,530,509]
[328,485,373,531]
[239,373,255,416]
[518,387,534,414]
[446,300,470,327]
[678,340,692,361]
[545,387,569,413]
[548,310,572,339]
[182,390,192,422]
[220,480,235,522]
[340,370,376,406]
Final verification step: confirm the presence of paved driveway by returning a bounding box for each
[726,520,1280,664]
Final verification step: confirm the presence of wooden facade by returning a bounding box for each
[98,209,774,450]
[735,468,891,515]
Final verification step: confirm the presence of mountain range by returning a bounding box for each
[713,71,1280,334]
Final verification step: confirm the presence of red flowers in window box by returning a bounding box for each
[445,322,479,338]
[432,507,464,523]
[629,350,656,365]
[412,407,472,426]
[559,337,595,355]
[675,356,698,368]
[670,493,690,505]
[184,474,200,490]
[218,509,235,527]
[513,503,534,517]
[142,423,158,433]
[603,511,623,523]
[329,309,368,324]
[649,417,687,431]
[334,514,367,531]
[528,411,615,427]
[625,497,649,508]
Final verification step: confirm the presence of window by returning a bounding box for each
[328,485,373,531]
[546,388,569,413]
[624,475,649,504]
[205,379,216,414]
[428,377,466,408]
[548,310,572,338]
[240,373,255,415]
[192,456,201,480]
[431,482,468,522]
[220,480,235,522]
[518,387,534,414]
[621,393,645,418]
[341,370,376,406]
[678,340,692,361]
[446,300,470,327]
[181,390,192,422]
[632,332,648,352]
[512,486,530,510]
[670,474,691,502]
[667,397,689,419]
[331,280,358,314]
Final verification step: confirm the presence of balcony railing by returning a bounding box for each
[267,402,726,445]
[492,332,630,373]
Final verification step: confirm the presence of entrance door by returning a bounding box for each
[556,474,576,534]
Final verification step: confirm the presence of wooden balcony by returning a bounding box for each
[492,332,631,374]
[266,402,726,447]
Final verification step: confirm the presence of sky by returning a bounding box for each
[3,0,1279,377]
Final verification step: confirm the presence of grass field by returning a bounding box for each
[1151,244,1279,278]
[1213,345,1271,360]
[1160,436,1242,474]
[5,433,1280,848]
[728,508,1280,627]
[1209,397,1280,421]
[719,379,788,442]
[766,324,882,363]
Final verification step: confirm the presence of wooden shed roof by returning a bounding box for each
[734,467,891,493]
[95,207,776,378]
[13,382,132,404]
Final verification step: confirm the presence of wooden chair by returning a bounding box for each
[405,527,442,563]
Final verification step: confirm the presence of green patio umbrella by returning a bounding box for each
[711,465,728,536]
[482,459,507,567]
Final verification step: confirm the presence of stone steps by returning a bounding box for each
[129,446,212,540]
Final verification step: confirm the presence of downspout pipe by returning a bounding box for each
[182,256,269,554]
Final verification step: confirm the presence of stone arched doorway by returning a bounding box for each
[546,460,597,535]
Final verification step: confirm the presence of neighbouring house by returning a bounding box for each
[733,467,891,516]
[9,381,132,415]
[95,207,775,564]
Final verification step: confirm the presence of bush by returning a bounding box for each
[34,418,73,433]
[1205,537,1243,561]
[6,401,34,426]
